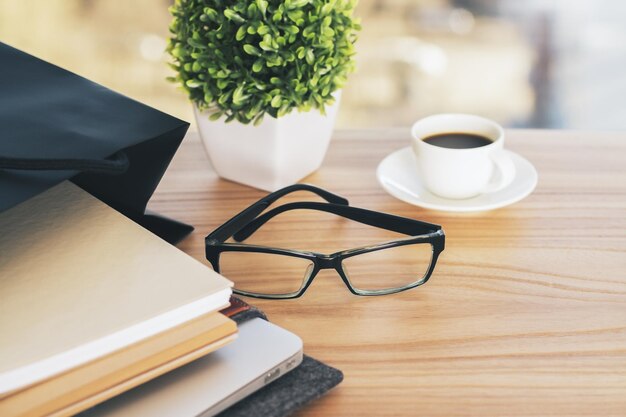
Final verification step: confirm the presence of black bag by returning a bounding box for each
[0,42,193,244]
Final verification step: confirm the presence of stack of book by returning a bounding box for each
[0,182,236,417]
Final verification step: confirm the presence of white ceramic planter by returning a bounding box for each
[194,95,340,191]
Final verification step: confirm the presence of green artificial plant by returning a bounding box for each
[167,0,360,125]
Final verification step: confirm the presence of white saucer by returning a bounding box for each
[377,147,538,212]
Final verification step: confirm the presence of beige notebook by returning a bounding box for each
[1,312,237,417]
[0,181,232,395]
[58,333,237,417]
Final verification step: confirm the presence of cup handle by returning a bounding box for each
[480,149,516,193]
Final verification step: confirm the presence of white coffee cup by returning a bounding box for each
[411,114,516,199]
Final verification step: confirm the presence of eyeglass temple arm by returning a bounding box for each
[206,184,349,243]
[233,201,442,242]
[260,184,348,206]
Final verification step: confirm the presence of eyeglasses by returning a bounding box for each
[205,184,445,299]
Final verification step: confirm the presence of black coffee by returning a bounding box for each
[423,133,492,149]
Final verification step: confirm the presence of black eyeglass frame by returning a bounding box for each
[205,184,445,299]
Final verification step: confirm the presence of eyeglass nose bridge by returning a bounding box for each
[313,253,341,270]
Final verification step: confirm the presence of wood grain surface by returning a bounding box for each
[149,129,626,417]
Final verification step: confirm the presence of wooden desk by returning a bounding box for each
[150,129,626,416]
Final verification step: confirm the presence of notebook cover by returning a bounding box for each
[218,297,343,417]
[0,182,233,394]
[1,313,237,417]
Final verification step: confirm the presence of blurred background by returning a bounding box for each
[1,0,625,130]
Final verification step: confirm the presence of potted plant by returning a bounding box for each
[167,0,360,191]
